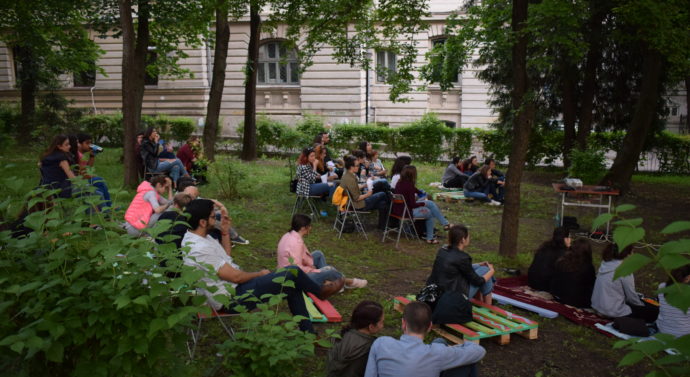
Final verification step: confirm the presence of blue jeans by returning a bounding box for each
[463,189,491,203]
[309,183,336,198]
[362,191,390,229]
[467,264,495,299]
[486,181,504,201]
[89,176,112,208]
[233,266,322,333]
[153,159,189,183]
[412,200,449,241]
[308,250,343,286]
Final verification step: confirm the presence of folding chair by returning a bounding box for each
[143,165,167,182]
[187,306,236,360]
[333,189,370,240]
[291,194,323,221]
[381,193,422,247]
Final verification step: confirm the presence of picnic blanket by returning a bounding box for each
[494,276,611,335]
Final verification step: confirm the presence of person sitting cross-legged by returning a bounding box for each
[277,214,366,290]
[364,301,486,377]
[182,199,341,333]
[463,165,502,206]
[441,157,468,189]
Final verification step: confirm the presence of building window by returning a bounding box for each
[145,46,158,86]
[74,64,96,87]
[443,120,456,128]
[257,41,299,85]
[376,50,396,83]
[671,106,678,116]
[11,46,21,85]
[430,38,459,84]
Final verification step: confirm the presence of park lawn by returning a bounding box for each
[2,148,689,376]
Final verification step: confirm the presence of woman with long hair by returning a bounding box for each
[39,134,77,198]
[295,146,336,198]
[463,165,501,205]
[389,155,412,189]
[139,127,190,185]
[550,238,596,308]
[327,300,384,377]
[392,165,450,244]
[527,227,571,291]
[459,156,478,175]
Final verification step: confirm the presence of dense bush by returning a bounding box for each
[330,123,394,154]
[0,102,20,149]
[396,113,451,163]
[141,115,196,143]
[78,113,124,147]
[649,132,690,174]
[568,148,607,184]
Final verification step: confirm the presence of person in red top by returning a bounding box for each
[392,165,450,244]
[176,135,198,172]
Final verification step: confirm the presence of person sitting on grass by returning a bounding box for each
[327,301,385,377]
[463,165,502,205]
[550,238,595,308]
[182,199,341,333]
[181,184,250,246]
[393,165,450,244]
[459,156,478,176]
[339,155,390,230]
[427,225,495,307]
[296,146,336,199]
[527,227,570,292]
[656,265,690,338]
[39,134,77,199]
[389,155,412,190]
[591,243,659,335]
[364,301,486,377]
[441,156,468,189]
[155,192,193,248]
[277,214,366,290]
[483,158,505,203]
[123,175,173,236]
[73,133,112,209]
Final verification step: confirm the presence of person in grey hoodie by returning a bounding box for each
[441,157,468,188]
[327,301,384,377]
[591,243,659,323]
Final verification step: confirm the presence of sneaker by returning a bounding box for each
[231,235,250,245]
[345,278,368,289]
[488,200,501,206]
[320,210,328,217]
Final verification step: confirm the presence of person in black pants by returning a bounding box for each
[442,157,468,188]
[550,238,595,308]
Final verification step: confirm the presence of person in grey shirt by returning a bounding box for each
[442,157,468,188]
[364,301,485,377]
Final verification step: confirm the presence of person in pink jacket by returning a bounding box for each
[124,175,173,236]
[277,214,367,290]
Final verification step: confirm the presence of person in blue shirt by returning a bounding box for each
[364,301,486,377]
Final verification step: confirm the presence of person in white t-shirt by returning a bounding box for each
[656,265,690,337]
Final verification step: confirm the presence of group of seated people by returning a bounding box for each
[528,227,690,337]
[136,128,207,187]
[442,156,504,205]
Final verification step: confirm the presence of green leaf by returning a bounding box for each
[613,218,643,227]
[658,254,690,270]
[114,296,130,309]
[147,318,168,339]
[45,343,64,362]
[613,227,645,251]
[618,350,645,367]
[616,204,636,213]
[614,253,652,279]
[132,296,149,306]
[663,284,690,313]
[592,213,614,231]
[9,341,24,353]
[661,221,690,234]
[630,339,666,354]
[659,240,690,255]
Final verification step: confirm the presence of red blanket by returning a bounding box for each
[495,276,611,335]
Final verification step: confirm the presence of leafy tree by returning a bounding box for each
[0,0,102,143]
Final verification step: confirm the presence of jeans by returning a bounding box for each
[153,159,189,183]
[432,338,479,377]
[233,266,322,333]
[486,181,504,202]
[412,200,449,241]
[309,183,336,198]
[308,250,344,286]
[362,191,390,229]
[467,265,495,299]
[463,189,491,203]
[89,176,112,208]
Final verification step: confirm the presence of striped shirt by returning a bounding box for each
[656,283,690,337]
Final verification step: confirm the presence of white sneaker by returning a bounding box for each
[489,200,501,206]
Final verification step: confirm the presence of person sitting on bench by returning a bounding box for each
[550,238,595,308]
[123,175,173,236]
[339,155,390,230]
[182,199,340,333]
[277,214,365,290]
[527,227,570,292]
[364,301,486,377]
[442,157,468,189]
[327,301,384,377]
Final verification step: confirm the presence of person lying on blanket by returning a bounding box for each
[277,214,366,290]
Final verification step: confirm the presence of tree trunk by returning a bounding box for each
[119,0,149,187]
[16,45,37,143]
[561,61,577,168]
[685,76,690,132]
[240,5,260,161]
[203,2,230,161]
[498,0,534,258]
[576,2,607,150]
[600,47,663,194]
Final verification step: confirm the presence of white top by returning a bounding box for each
[182,231,240,310]
[391,174,400,189]
[656,282,690,337]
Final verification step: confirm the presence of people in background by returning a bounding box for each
[313,131,333,164]
[314,144,338,182]
[139,127,190,185]
[463,165,502,205]
[483,158,505,202]
[550,238,595,308]
[339,155,389,230]
[369,150,387,178]
[656,265,690,337]
[591,243,659,333]
[352,149,369,179]
[182,198,334,333]
[393,165,450,244]
[155,192,193,248]
[528,227,570,291]
[296,147,336,198]
[364,301,486,377]
[39,134,77,198]
[459,156,478,176]
[442,157,468,189]
[134,131,145,179]
[158,142,176,159]
[327,301,384,377]
[74,133,112,208]
[389,155,412,190]
[182,184,250,246]
[278,214,366,289]
[123,175,173,236]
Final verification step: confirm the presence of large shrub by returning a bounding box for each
[568,147,607,184]
[330,123,394,154]
[141,115,196,143]
[649,132,690,175]
[396,113,451,163]
[78,113,124,147]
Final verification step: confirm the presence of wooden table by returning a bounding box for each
[552,183,620,234]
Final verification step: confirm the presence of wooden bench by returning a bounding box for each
[393,296,538,345]
[307,292,342,322]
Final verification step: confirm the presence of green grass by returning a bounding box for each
[631,173,690,186]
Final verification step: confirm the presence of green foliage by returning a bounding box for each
[446,128,474,161]
[396,113,451,163]
[0,180,208,376]
[210,159,247,200]
[78,113,124,147]
[0,103,20,149]
[330,123,394,154]
[592,208,690,376]
[568,148,607,184]
[141,115,196,143]
[648,132,690,175]
[295,114,326,138]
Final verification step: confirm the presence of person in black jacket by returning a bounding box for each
[426,225,496,305]
[527,227,571,292]
[140,127,190,185]
[463,165,501,205]
[550,238,595,308]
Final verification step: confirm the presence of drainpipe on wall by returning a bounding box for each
[90,86,97,114]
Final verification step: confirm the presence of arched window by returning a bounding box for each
[258,41,299,85]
